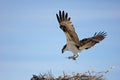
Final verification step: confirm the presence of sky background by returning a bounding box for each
[0,0,120,80]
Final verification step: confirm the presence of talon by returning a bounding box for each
[72,57,76,60]
[68,56,73,59]
[68,56,76,60]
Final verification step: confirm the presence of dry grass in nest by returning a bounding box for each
[31,66,114,80]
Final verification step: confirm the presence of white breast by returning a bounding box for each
[67,42,79,55]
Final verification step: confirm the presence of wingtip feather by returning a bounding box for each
[94,31,107,37]
[56,14,60,23]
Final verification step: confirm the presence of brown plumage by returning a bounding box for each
[56,10,107,60]
[56,11,80,45]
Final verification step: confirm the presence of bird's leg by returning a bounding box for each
[73,54,79,60]
[74,54,79,58]
[68,54,79,60]
[68,56,74,59]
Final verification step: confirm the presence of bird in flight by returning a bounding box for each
[56,10,107,60]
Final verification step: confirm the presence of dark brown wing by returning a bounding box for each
[56,10,80,45]
[79,32,107,50]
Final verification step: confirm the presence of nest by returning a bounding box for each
[31,72,104,80]
[31,67,114,80]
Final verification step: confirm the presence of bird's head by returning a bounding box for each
[62,44,67,54]
[62,48,65,53]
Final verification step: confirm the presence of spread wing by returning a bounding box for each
[56,10,80,45]
[79,32,107,50]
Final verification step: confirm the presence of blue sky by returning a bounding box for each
[0,0,120,80]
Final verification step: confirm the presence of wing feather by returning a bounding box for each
[56,10,80,45]
[79,32,107,50]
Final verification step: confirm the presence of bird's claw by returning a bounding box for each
[68,56,76,60]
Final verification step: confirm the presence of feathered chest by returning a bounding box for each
[67,42,80,54]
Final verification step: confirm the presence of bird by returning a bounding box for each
[56,10,107,60]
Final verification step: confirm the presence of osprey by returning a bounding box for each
[56,10,107,60]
